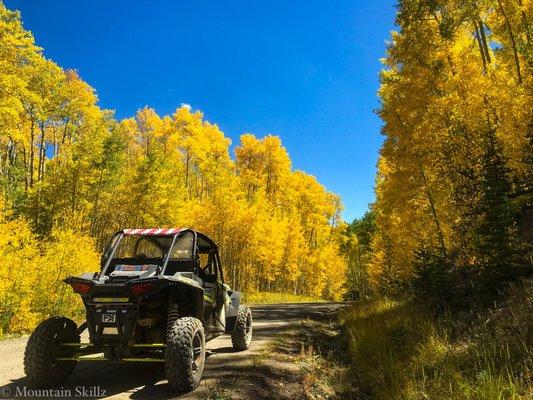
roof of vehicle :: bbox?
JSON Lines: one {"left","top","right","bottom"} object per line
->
{"left": 119, "top": 228, "right": 217, "bottom": 251}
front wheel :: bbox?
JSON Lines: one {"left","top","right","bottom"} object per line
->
{"left": 165, "top": 317, "right": 206, "bottom": 392}
{"left": 231, "top": 305, "right": 252, "bottom": 351}
{"left": 24, "top": 316, "right": 80, "bottom": 387}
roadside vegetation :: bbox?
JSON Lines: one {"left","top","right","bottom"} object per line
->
{"left": 341, "top": 282, "right": 531, "bottom": 400}
{"left": 244, "top": 292, "right": 325, "bottom": 304}
{"left": 340, "top": 1, "right": 532, "bottom": 399}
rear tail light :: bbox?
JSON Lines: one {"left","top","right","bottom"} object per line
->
{"left": 130, "top": 282, "right": 155, "bottom": 297}
{"left": 70, "top": 282, "right": 92, "bottom": 295}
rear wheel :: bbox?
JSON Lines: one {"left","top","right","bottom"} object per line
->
{"left": 165, "top": 317, "right": 206, "bottom": 392}
{"left": 24, "top": 316, "right": 80, "bottom": 387}
{"left": 231, "top": 305, "right": 252, "bottom": 351}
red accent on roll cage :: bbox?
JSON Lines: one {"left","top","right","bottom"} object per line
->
{"left": 122, "top": 228, "right": 184, "bottom": 236}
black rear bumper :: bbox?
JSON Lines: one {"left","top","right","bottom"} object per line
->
{"left": 86, "top": 303, "right": 139, "bottom": 345}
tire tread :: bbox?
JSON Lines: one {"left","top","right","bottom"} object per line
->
{"left": 231, "top": 305, "right": 252, "bottom": 351}
{"left": 165, "top": 316, "right": 205, "bottom": 392}
{"left": 24, "top": 316, "right": 79, "bottom": 387}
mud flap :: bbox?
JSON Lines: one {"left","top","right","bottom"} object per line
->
{"left": 224, "top": 290, "right": 241, "bottom": 333}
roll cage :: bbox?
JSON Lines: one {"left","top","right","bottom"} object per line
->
{"left": 101, "top": 228, "right": 225, "bottom": 283}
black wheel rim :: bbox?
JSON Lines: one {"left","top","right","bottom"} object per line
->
{"left": 191, "top": 330, "right": 205, "bottom": 375}
{"left": 51, "top": 327, "right": 72, "bottom": 367}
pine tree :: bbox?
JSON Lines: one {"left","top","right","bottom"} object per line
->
{"left": 476, "top": 129, "right": 517, "bottom": 266}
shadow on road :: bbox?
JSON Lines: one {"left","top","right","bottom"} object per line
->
{"left": 1, "top": 302, "right": 345, "bottom": 400}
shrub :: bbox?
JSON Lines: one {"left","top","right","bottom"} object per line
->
{"left": 0, "top": 219, "right": 99, "bottom": 335}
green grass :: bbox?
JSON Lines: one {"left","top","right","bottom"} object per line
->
{"left": 244, "top": 291, "right": 325, "bottom": 304}
{"left": 339, "top": 281, "right": 532, "bottom": 400}
{"left": 0, "top": 332, "right": 26, "bottom": 341}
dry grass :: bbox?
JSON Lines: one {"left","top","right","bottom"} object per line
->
{"left": 340, "top": 280, "right": 533, "bottom": 400}
{"left": 244, "top": 292, "right": 325, "bottom": 304}
{"left": 263, "top": 317, "right": 359, "bottom": 399}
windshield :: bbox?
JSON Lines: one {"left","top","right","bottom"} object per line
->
{"left": 113, "top": 232, "right": 194, "bottom": 259}
{"left": 113, "top": 235, "right": 172, "bottom": 259}
{"left": 104, "top": 231, "right": 195, "bottom": 274}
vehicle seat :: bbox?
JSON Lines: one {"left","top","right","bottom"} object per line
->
{"left": 164, "top": 259, "right": 197, "bottom": 275}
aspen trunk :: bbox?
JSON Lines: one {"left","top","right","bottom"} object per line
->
{"left": 497, "top": 0, "right": 523, "bottom": 84}
{"left": 474, "top": 22, "right": 488, "bottom": 74}
{"left": 416, "top": 155, "right": 447, "bottom": 258}
{"left": 29, "top": 119, "right": 35, "bottom": 188}
{"left": 517, "top": 0, "right": 531, "bottom": 45}
{"left": 37, "top": 123, "right": 45, "bottom": 182}
{"left": 478, "top": 21, "right": 491, "bottom": 64}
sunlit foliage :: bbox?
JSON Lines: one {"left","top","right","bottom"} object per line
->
{"left": 370, "top": 0, "right": 532, "bottom": 291}
{"left": 0, "top": 3, "right": 347, "bottom": 333}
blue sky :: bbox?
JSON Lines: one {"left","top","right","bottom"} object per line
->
{"left": 6, "top": 0, "right": 396, "bottom": 222}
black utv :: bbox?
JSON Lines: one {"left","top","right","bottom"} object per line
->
{"left": 24, "top": 228, "right": 253, "bottom": 392}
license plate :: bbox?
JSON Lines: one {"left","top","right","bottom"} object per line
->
{"left": 102, "top": 313, "right": 116, "bottom": 323}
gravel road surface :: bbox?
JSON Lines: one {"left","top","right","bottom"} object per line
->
{"left": 0, "top": 302, "right": 344, "bottom": 399}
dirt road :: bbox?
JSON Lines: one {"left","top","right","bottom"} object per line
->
{"left": 0, "top": 302, "right": 344, "bottom": 399}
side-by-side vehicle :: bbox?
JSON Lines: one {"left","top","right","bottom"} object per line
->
{"left": 24, "top": 228, "right": 253, "bottom": 392}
